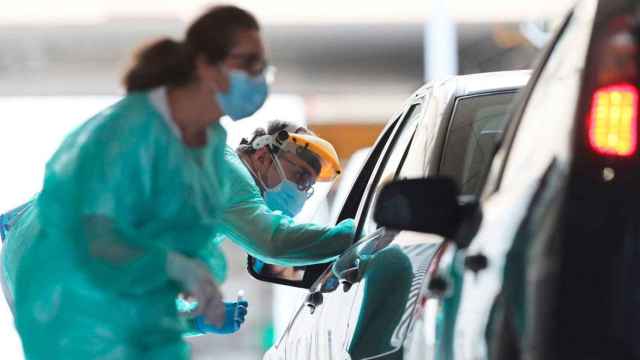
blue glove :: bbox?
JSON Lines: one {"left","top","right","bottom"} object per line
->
{"left": 0, "top": 212, "right": 9, "bottom": 243}
{"left": 195, "top": 300, "right": 248, "bottom": 334}
{"left": 0, "top": 201, "right": 34, "bottom": 242}
{"left": 253, "top": 259, "right": 265, "bottom": 273}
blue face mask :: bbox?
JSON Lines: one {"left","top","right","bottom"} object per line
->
{"left": 216, "top": 70, "right": 269, "bottom": 121}
{"left": 264, "top": 179, "right": 307, "bottom": 217}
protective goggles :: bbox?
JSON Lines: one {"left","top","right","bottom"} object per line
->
{"left": 270, "top": 152, "right": 316, "bottom": 197}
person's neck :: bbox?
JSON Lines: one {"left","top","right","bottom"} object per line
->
{"left": 167, "top": 82, "right": 223, "bottom": 148}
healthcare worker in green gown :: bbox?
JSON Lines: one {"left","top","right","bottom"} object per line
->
{"left": 1, "top": 119, "right": 351, "bottom": 334}
{"left": 5, "top": 5, "right": 355, "bottom": 359}
{"left": 185, "top": 119, "right": 348, "bottom": 334}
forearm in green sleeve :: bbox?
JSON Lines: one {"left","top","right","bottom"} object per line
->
{"left": 221, "top": 201, "right": 356, "bottom": 266}
{"left": 266, "top": 218, "right": 355, "bottom": 265}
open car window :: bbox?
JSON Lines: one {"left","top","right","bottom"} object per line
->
{"left": 359, "top": 102, "right": 424, "bottom": 237}
{"left": 336, "top": 113, "right": 404, "bottom": 223}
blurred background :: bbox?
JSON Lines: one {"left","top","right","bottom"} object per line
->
{"left": 0, "top": 0, "right": 574, "bottom": 358}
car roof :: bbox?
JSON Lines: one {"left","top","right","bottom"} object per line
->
{"left": 452, "top": 70, "right": 531, "bottom": 96}
{"left": 376, "top": 70, "right": 531, "bottom": 160}
{"left": 412, "top": 70, "right": 531, "bottom": 100}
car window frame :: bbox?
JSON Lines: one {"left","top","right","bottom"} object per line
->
{"left": 294, "top": 102, "right": 420, "bottom": 288}
{"left": 336, "top": 112, "right": 405, "bottom": 223}
{"left": 393, "top": 130, "right": 417, "bottom": 179}
{"left": 352, "top": 94, "right": 428, "bottom": 240}
{"left": 437, "top": 89, "right": 520, "bottom": 194}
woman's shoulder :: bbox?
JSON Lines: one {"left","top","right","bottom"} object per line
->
{"left": 94, "top": 92, "right": 159, "bottom": 131}
{"left": 46, "top": 93, "right": 162, "bottom": 171}
{"left": 89, "top": 93, "right": 168, "bottom": 144}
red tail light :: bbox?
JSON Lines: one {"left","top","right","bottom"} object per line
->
{"left": 588, "top": 83, "right": 638, "bottom": 157}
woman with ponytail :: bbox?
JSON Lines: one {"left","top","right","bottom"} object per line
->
{"left": 9, "top": 6, "right": 271, "bottom": 359}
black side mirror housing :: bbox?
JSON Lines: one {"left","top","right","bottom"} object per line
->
{"left": 374, "top": 177, "right": 479, "bottom": 244}
{"left": 246, "top": 256, "right": 328, "bottom": 289}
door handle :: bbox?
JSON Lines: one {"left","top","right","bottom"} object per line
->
{"left": 305, "top": 291, "right": 323, "bottom": 314}
{"left": 426, "top": 274, "right": 451, "bottom": 298}
{"left": 464, "top": 253, "right": 488, "bottom": 273}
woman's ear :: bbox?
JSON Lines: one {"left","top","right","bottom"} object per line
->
{"left": 195, "top": 55, "right": 229, "bottom": 92}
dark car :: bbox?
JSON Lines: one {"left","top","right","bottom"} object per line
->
{"left": 374, "top": 0, "right": 640, "bottom": 359}
{"left": 249, "top": 70, "right": 529, "bottom": 360}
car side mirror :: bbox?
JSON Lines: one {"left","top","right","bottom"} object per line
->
{"left": 247, "top": 256, "right": 326, "bottom": 289}
{"left": 373, "top": 177, "right": 479, "bottom": 247}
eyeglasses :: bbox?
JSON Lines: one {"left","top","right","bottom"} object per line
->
{"left": 279, "top": 155, "right": 316, "bottom": 197}
{"left": 227, "top": 52, "right": 276, "bottom": 82}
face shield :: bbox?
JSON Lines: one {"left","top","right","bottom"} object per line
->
{"left": 249, "top": 129, "right": 343, "bottom": 200}
{"left": 269, "top": 131, "right": 342, "bottom": 182}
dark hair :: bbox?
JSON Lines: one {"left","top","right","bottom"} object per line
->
{"left": 238, "top": 120, "right": 322, "bottom": 175}
{"left": 123, "top": 5, "right": 260, "bottom": 92}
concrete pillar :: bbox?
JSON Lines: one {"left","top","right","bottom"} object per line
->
{"left": 424, "top": 0, "right": 458, "bottom": 81}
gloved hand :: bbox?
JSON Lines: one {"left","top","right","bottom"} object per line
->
{"left": 0, "top": 212, "right": 10, "bottom": 242}
{"left": 195, "top": 300, "right": 249, "bottom": 334}
{"left": 166, "top": 252, "right": 225, "bottom": 327}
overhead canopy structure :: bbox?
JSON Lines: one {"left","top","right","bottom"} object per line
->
{"left": 2, "top": 0, "right": 576, "bottom": 25}
{"left": 0, "top": 0, "right": 572, "bottom": 158}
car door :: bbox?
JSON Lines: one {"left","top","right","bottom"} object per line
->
{"left": 265, "top": 93, "right": 426, "bottom": 360}
{"left": 334, "top": 98, "right": 437, "bottom": 360}
{"left": 262, "top": 117, "right": 398, "bottom": 360}
{"left": 301, "top": 81, "right": 522, "bottom": 360}
{"left": 263, "top": 120, "right": 396, "bottom": 360}
{"left": 337, "top": 92, "right": 441, "bottom": 360}
{"left": 450, "top": 3, "right": 595, "bottom": 359}
{"left": 312, "top": 98, "right": 427, "bottom": 360}
{"left": 386, "top": 89, "right": 520, "bottom": 360}
{"left": 342, "top": 229, "right": 441, "bottom": 360}
{"left": 292, "top": 82, "right": 522, "bottom": 360}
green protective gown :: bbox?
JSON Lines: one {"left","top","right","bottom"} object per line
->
{"left": 214, "top": 145, "right": 355, "bottom": 267}
{"left": 12, "top": 92, "right": 229, "bottom": 360}
{"left": 5, "top": 90, "right": 355, "bottom": 358}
